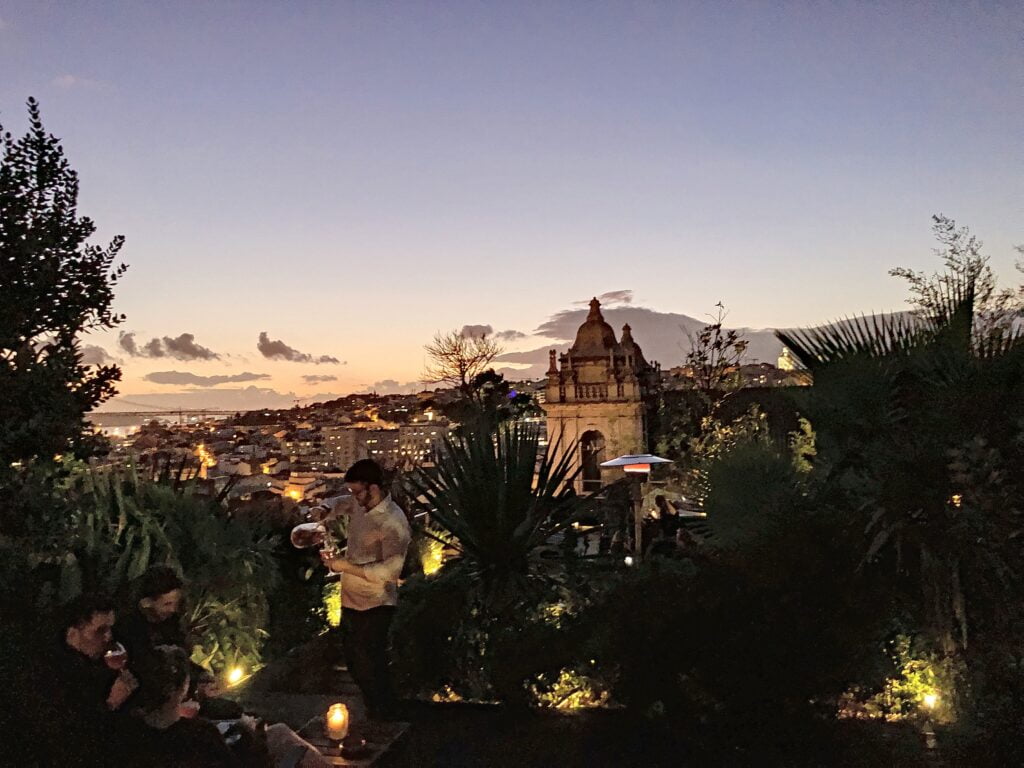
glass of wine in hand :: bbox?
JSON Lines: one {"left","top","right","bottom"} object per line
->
{"left": 104, "top": 642, "right": 128, "bottom": 671}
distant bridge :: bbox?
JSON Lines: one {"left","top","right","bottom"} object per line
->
{"left": 89, "top": 408, "right": 241, "bottom": 424}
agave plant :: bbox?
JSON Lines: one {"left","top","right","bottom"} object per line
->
{"left": 776, "top": 226, "right": 1024, "bottom": 656}
{"left": 404, "top": 422, "right": 595, "bottom": 607}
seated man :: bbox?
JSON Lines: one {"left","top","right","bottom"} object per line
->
{"left": 117, "top": 565, "right": 226, "bottom": 711}
{"left": 27, "top": 593, "right": 139, "bottom": 766}
{"left": 117, "top": 565, "right": 190, "bottom": 654}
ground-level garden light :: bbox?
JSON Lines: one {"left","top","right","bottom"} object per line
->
{"left": 227, "top": 665, "right": 246, "bottom": 686}
{"left": 600, "top": 454, "right": 673, "bottom": 563}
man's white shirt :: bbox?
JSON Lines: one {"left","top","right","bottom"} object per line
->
{"left": 322, "top": 494, "right": 411, "bottom": 611}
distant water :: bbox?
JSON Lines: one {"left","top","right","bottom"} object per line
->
{"left": 87, "top": 412, "right": 226, "bottom": 436}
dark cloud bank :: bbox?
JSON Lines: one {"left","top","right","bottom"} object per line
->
{"left": 119, "top": 332, "right": 220, "bottom": 360}
{"left": 143, "top": 371, "right": 270, "bottom": 387}
{"left": 258, "top": 332, "right": 341, "bottom": 364}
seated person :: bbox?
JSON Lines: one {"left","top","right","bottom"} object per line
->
{"left": 127, "top": 645, "right": 331, "bottom": 768}
{"left": 117, "top": 565, "right": 229, "bottom": 713}
{"left": 26, "top": 593, "right": 138, "bottom": 766}
{"left": 123, "top": 644, "right": 247, "bottom": 768}
{"left": 117, "top": 565, "right": 190, "bottom": 658}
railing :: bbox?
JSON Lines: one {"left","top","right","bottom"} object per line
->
{"left": 574, "top": 384, "right": 608, "bottom": 400}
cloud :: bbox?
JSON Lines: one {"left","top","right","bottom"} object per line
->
{"left": 494, "top": 329, "right": 527, "bottom": 341}
{"left": 499, "top": 303, "right": 786, "bottom": 378}
{"left": 494, "top": 366, "right": 539, "bottom": 381}
{"left": 81, "top": 345, "right": 117, "bottom": 366}
{"left": 460, "top": 324, "right": 493, "bottom": 339}
{"left": 143, "top": 371, "right": 270, "bottom": 387}
{"left": 118, "top": 332, "right": 139, "bottom": 356}
{"left": 573, "top": 290, "right": 634, "bottom": 307}
{"left": 142, "top": 337, "right": 165, "bottom": 357}
{"left": 258, "top": 332, "right": 341, "bottom": 364}
{"left": 302, "top": 374, "right": 338, "bottom": 384}
{"left": 118, "top": 331, "right": 220, "bottom": 360}
{"left": 52, "top": 74, "right": 102, "bottom": 90}
{"left": 101, "top": 386, "right": 300, "bottom": 413}
{"left": 370, "top": 379, "right": 422, "bottom": 394}
{"left": 459, "top": 325, "right": 526, "bottom": 342}
{"left": 163, "top": 333, "right": 219, "bottom": 360}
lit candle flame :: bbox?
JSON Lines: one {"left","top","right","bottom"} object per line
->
{"left": 325, "top": 703, "right": 349, "bottom": 740}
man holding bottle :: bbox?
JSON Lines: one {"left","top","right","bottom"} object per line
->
{"left": 313, "top": 459, "right": 411, "bottom": 721}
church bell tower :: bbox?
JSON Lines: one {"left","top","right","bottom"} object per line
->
{"left": 542, "top": 298, "right": 660, "bottom": 492}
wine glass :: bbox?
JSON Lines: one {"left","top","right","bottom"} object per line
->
{"left": 104, "top": 641, "right": 128, "bottom": 671}
{"left": 289, "top": 521, "right": 327, "bottom": 549}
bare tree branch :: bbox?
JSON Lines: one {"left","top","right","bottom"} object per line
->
{"left": 422, "top": 329, "right": 503, "bottom": 402}
{"left": 684, "top": 302, "right": 748, "bottom": 395}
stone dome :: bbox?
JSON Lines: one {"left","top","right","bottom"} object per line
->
{"left": 570, "top": 298, "right": 620, "bottom": 358}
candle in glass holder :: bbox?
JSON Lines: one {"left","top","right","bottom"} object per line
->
{"left": 325, "top": 703, "right": 349, "bottom": 741}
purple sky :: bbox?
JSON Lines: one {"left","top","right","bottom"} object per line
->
{"left": 1, "top": 2, "right": 1019, "bottom": 409}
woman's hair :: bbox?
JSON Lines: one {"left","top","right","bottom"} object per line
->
{"left": 133, "top": 645, "right": 191, "bottom": 710}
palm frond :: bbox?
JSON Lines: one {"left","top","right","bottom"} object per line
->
{"left": 776, "top": 312, "right": 931, "bottom": 370}
{"left": 404, "top": 422, "right": 594, "bottom": 590}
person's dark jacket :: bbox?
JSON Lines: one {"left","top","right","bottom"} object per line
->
{"left": 119, "top": 716, "right": 243, "bottom": 768}
{"left": 116, "top": 609, "right": 189, "bottom": 657}
{"left": 116, "top": 609, "right": 213, "bottom": 695}
{"left": 24, "top": 644, "right": 122, "bottom": 767}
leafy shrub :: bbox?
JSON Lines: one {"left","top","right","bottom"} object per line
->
{"left": 39, "top": 468, "right": 280, "bottom": 675}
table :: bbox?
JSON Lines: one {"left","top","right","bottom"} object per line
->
{"left": 298, "top": 716, "right": 410, "bottom": 766}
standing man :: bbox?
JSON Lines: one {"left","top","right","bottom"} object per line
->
{"left": 318, "top": 459, "right": 411, "bottom": 721}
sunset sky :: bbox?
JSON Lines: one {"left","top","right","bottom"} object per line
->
{"left": 1, "top": 2, "right": 1019, "bottom": 410}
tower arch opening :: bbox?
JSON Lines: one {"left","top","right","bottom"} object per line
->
{"left": 580, "top": 430, "right": 606, "bottom": 493}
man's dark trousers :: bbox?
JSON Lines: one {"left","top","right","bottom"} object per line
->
{"left": 341, "top": 605, "right": 396, "bottom": 719}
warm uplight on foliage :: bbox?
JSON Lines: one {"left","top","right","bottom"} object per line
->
{"left": 421, "top": 538, "right": 444, "bottom": 576}
{"left": 430, "top": 685, "right": 464, "bottom": 703}
{"left": 542, "top": 602, "right": 568, "bottom": 626}
{"left": 837, "top": 636, "right": 954, "bottom": 723}
{"left": 323, "top": 581, "right": 341, "bottom": 628}
{"left": 531, "top": 668, "right": 610, "bottom": 710}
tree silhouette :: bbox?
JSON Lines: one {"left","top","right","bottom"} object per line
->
{"left": 422, "top": 328, "right": 502, "bottom": 403}
{"left": 0, "top": 98, "right": 127, "bottom": 473}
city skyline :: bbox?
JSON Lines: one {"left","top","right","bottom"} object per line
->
{"left": 1, "top": 2, "right": 1019, "bottom": 410}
